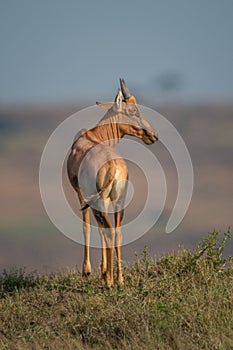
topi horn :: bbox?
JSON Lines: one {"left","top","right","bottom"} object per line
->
{"left": 114, "top": 88, "right": 123, "bottom": 109}
{"left": 120, "top": 78, "right": 131, "bottom": 99}
{"left": 115, "top": 88, "right": 123, "bottom": 103}
{"left": 120, "top": 78, "right": 137, "bottom": 104}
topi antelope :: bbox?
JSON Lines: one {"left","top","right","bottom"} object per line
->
{"left": 67, "top": 79, "right": 159, "bottom": 287}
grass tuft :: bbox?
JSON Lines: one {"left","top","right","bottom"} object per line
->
{"left": 0, "top": 268, "right": 39, "bottom": 298}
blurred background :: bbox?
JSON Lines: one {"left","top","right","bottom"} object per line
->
{"left": 0, "top": 0, "right": 232, "bottom": 273}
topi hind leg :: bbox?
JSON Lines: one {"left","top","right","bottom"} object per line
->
{"left": 115, "top": 210, "right": 124, "bottom": 285}
{"left": 100, "top": 231, "right": 107, "bottom": 280}
{"left": 92, "top": 208, "right": 115, "bottom": 288}
{"left": 82, "top": 208, "right": 92, "bottom": 276}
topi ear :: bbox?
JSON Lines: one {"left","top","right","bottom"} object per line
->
{"left": 114, "top": 88, "right": 123, "bottom": 110}
{"left": 96, "top": 101, "right": 113, "bottom": 110}
{"left": 125, "top": 95, "right": 137, "bottom": 104}
{"left": 120, "top": 78, "right": 137, "bottom": 104}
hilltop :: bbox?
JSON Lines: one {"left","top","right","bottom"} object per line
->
{"left": 0, "top": 230, "right": 232, "bottom": 350}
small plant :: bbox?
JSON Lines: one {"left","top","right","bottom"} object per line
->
{"left": 135, "top": 245, "right": 153, "bottom": 273}
{"left": 193, "top": 227, "right": 232, "bottom": 273}
{"left": 0, "top": 268, "right": 38, "bottom": 297}
{"left": 195, "top": 228, "right": 231, "bottom": 266}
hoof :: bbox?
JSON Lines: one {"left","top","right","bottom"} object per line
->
{"left": 106, "top": 278, "right": 114, "bottom": 289}
{"left": 82, "top": 271, "right": 91, "bottom": 277}
{"left": 101, "top": 271, "right": 107, "bottom": 278}
{"left": 82, "top": 263, "right": 91, "bottom": 277}
{"left": 117, "top": 273, "right": 124, "bottom": 286}
{"left": 118, "top": 278, "right": 124, "bottom": 286}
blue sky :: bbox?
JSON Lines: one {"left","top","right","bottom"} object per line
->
{"left": 0, "top": 0, "right": 233, "bottom": 103}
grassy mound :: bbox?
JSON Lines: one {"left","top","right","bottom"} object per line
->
{"left": 0, "top": 230, "right": 232, "bottom": 350}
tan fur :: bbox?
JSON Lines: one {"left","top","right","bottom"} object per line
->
{"left": 67, "top": 81, "right": 158, "bottom": 287}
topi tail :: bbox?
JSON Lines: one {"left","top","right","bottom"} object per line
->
{"left": 81, "top": 160, "right": 117, "bottom": 210}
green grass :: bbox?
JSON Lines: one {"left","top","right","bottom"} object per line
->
{"left": 0, "top": 230, "right": 233, "bottom": 350}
